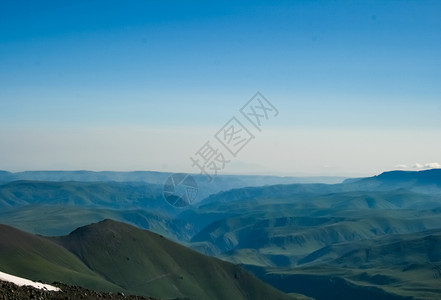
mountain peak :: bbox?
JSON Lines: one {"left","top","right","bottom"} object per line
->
{"left": 55, "top": 220, "right": 297, "bottom": 300}
{"left": 376, "top": 168, "right": 441, "bottom": 181}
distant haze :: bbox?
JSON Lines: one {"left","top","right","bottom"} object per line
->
{"left": 1, "top": 1, "right": 440, "bottom": 176}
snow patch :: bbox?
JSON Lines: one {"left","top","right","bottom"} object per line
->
{"left": 0, "top": 271, "right": 60, "bottom": 291}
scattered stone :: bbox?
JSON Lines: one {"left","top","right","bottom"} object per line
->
{"left": 0, "top": 280, "right": 160, "bottom": 300}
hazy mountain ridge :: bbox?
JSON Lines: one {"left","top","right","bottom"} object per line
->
{"left": 0, "top": 170, "right": 345, "bottom": 204}
{"left": 0, "top": 180, "right": 164, "bottom": 210}
{"left": 346, "top": 169, "right": 441, "bottom": 194}
{"left": 0, "top": 170, "right": 345, "bottom": 185}
{"left": 183, "top": 170, "right": 441, "bottom": 299}
{"left": 1, "top": 169, "right": 441, "bottom": 299}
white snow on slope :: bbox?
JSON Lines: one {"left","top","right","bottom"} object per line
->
{"left": 0, "top": 271, "right": 60, "bottom": 291}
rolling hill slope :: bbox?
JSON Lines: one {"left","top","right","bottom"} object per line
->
{"left": 55, "top": 219, "right": 299, "bottom": 300}
{"left": 1, "top": 169, "right": 441, "bottom": 299}
{"left": 0, "top": 223, "right": 120, "bottom": 292}
{"left": 251, "top": 229, "right": 441, "bottom": 300}
{"left": 0, "top": 220, "right": 299, "bottom": 300}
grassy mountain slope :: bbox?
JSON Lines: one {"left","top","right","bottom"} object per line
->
{"left": 1, "top": 170, "right": 440, "bottom": 239}
{"left": 2, "top": 169, "right": 441, "bottom": 299}
{"left": 180, "top": 172, "right": 441, "bottom": 299}
{"left": 253, "top": 229, "right": 441, "bottom": 300}
{"left": 54, "top": 219, "right": 296, "bottom": 300}
{"left": 0, "top": 220, "right": 298, "bottom": 300}
{"left": 0, "top": 224, "right": 120, "bottom": 292}
{"left": 188, "top": 189, "right": 441, "bottom": 263}
{"left": 205, "top": 209, "right": 441, "bottom": 266}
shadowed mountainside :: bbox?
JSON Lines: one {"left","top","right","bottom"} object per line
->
{"left": 0, "top": 220, "right": 299, "bottom": 300}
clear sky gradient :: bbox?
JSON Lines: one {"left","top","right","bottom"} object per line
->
{"left": 0, "top": 1, "right": 440, "bottom": 176}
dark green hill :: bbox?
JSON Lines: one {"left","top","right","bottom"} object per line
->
{"left": 54, "top": 219, "right": 296, "bottom": 300}
{"left": 0, "top": 224, "right": 120, "bottom": 292}
{"left": 0, "top": 220, "right": 298, "bottom": 300}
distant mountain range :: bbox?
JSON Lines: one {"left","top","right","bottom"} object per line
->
{"left": 0, "top": 170, "right": 346, "bottom": 184}
{"left": 0, "top": 170, "right": 345, "bottom": 203}
{"left": 1, "top": 169, "right": 441, "bottom": 299}
{"left": 346, "top": 169, "right": 441, "bottom": 194}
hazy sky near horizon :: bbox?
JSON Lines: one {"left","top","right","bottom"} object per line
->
{"left": 1, "top": 1, "right": 440, "bottom": 176}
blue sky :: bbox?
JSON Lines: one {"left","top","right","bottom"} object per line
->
{"left": 0, "top": 0, "right": 440, "bottom": 176}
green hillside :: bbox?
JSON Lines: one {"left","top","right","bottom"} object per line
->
{"left": 0, "top": 220, "right": 298, "bottom": 300}
{"left": 252, "top": 229, "right": 441, "bottom": 300}
{"left": 54, "top": 219, "right": 296, "bottom": 300}
{"left": 0, "top": 224, "right": 120, "bottom": 292}
{"left": 2, "top": 169, "right": 441, "bottom": 299}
